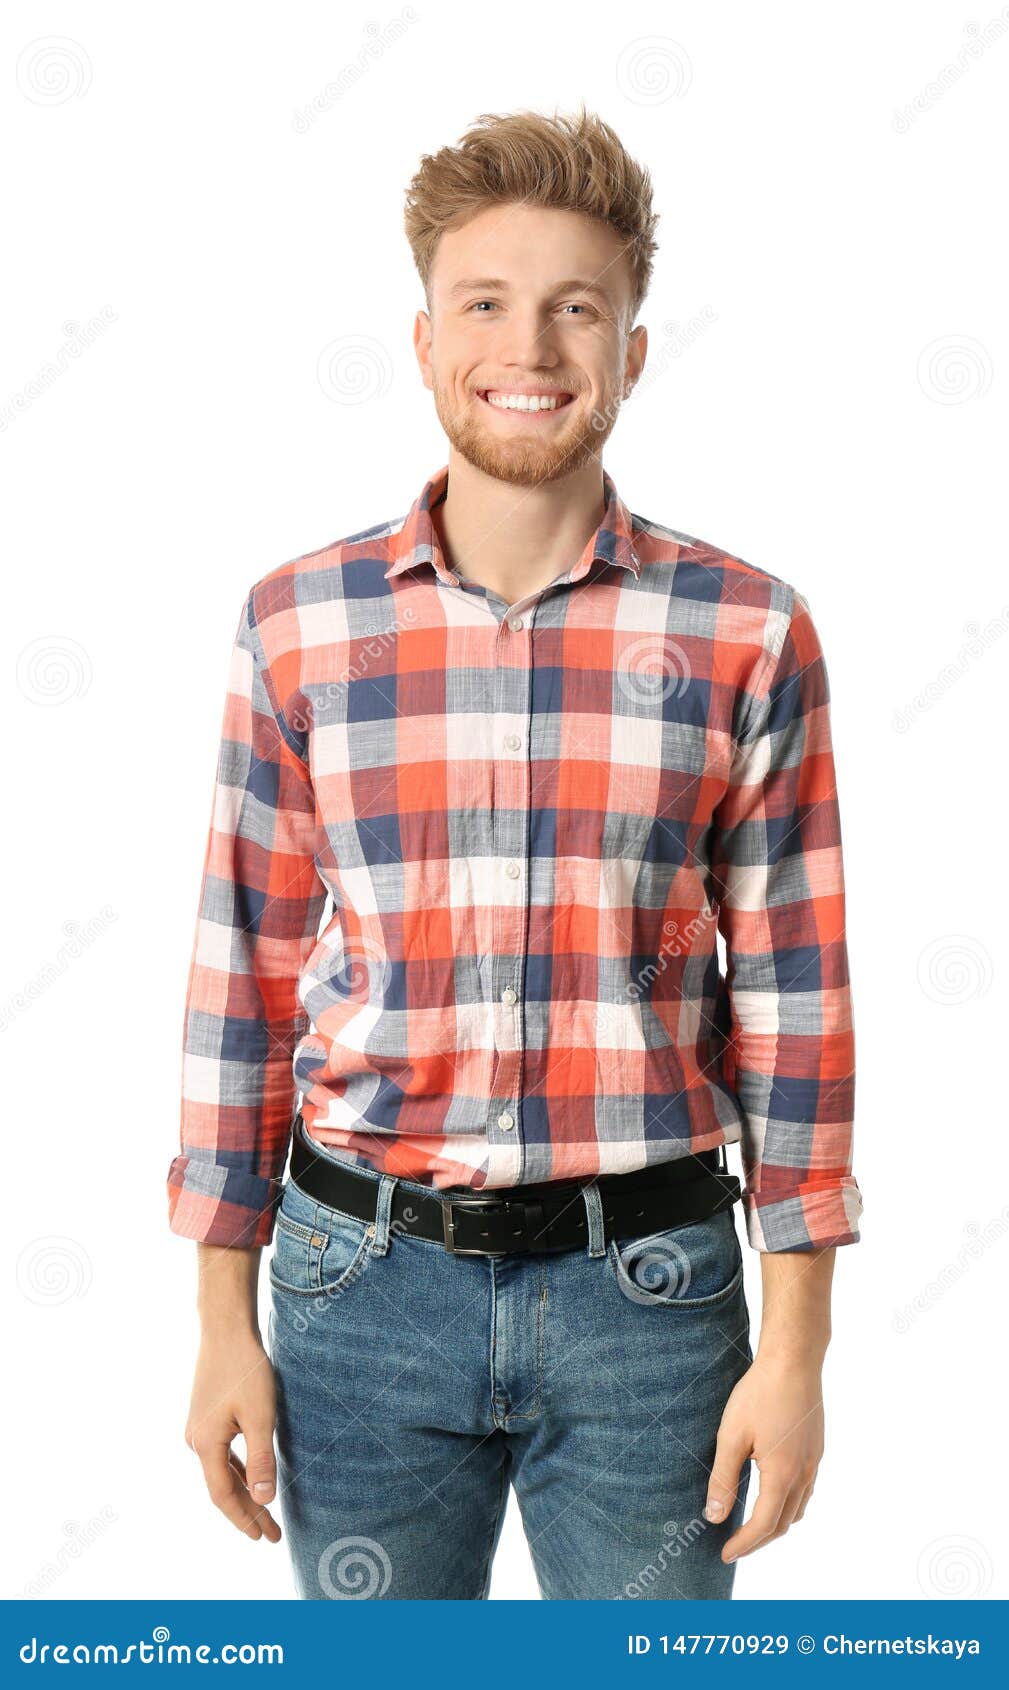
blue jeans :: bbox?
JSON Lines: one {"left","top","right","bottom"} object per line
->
{"left": 267, "top": 1147, "right": 753, "bottom": 1600}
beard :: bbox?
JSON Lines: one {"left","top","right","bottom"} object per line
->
{"left": 431, "top": 376, "right": 624, "bottom": 488}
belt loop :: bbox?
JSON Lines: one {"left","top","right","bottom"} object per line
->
{"left": 371, "top": 1175, "right": 397, "bottom": 1255}
{"left": 582, "top": 1179, "right": 606, "bottom": 1258}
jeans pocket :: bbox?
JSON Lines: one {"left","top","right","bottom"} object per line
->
{"left": 607, "top": 1207, "right": 744, "bottom": 1309}
{"left": 268, "top": 1181, "right": 374, "bottom": 1298}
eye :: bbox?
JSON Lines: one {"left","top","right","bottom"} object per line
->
{"left": 560, "top": 303, "right": 592, "bottom": 315}
{"left": 468, "top": 300, "right": 499, "bottom": 312}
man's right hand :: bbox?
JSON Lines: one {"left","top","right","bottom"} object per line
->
{"left": 186, "top": 1242, "right": 282, "bottom": 1542}
{"left": 185, "top": 1329, "right": 281, "bottom": 1541}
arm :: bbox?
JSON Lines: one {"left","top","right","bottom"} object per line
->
{"left": 168, "top": 589, "right": 328, "bottom": 1250}
{"left": 704, "top": 589, "right": 860, "bottom": 1560}
{"left": 709, "top": 587, "right": 859, "bottom": 1250}
{"left": 169, "top": 589, "right": 328, "bottom": 1538}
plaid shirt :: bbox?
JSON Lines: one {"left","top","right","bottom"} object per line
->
{"left": 167, "top": 464, "right": 861, "bottom": 1254}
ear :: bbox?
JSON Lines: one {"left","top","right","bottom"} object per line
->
{"left": 413, "top": 309, "right": 434, "bottom": 392}
{"left": 624, "top": 322, "right": 648, "bottom": 397}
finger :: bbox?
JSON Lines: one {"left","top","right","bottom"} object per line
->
{"left": 241, "top": 1419, "right": 278, "bottom": 1505}
{"left": 229, "top": 1451, "right": 283, "bottom": 1543}
{"left": 704, "top": 1429, "right": 751, "bottom": 1525}
{"left": 766, "top": 1482, "right": 806, "bottom": 1541}
{"left": 198, "top": 1439, "right": 267, "bottom": 1539}
{"left": 792, "top": 1483, "right": 814, "bottom": 1523}
{"left": 722, "top": 1476, "right": 788, "bottom": 1562}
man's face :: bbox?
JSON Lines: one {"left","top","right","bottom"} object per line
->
{"left": 414, "top": 203, "right": 647, "bottom": 487}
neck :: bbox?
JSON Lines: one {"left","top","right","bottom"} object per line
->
{"left": 432, "top": 449, "right": 607, "bottom": 606}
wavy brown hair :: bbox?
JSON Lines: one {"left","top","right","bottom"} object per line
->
{"left": 404, "top": 104, "right": 659, "bottom": 327}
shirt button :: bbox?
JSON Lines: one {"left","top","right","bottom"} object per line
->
{"left": 501, "top": 987, "right": 517, "bottom": 1005}
{"left": 504, "top": 861, "right": 521, "bottom": 879}
{"left": 504, "top": 733, "right": 521, "bottom": 751}
{"left": 509, "top": 617, "right": 523, "bottom": 632}
{"left": 497, "top": 1112, "right": 515, "bottom": 1131}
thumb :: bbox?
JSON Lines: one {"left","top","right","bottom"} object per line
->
{"left": 704, "top": 1424, "right": 750, "bottom": 1524}
{"left": 242, "top": 1422, "right": 277, "bottom": 1504}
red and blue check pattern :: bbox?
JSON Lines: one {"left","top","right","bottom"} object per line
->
{"left": 167, "top": 464, "right": 861, "bottom": 1253}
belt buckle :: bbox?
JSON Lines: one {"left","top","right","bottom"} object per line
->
{"left": 441, "top": 1197, "right": 510, "bottom": 1256}
{"left": 441, "top": 1196, "right": 551, "bottom": 1255}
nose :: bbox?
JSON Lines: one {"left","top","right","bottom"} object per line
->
{"left": 494, "top": 306, "right": 562, "bottom": 371}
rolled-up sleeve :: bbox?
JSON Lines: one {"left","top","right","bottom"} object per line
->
{"left": 167, "top": 590, "right": 328, "bottom": 1247}
{"left": 711, "top": 590, "right": 862, "bottom": 1253}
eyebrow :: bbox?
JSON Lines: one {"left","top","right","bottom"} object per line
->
{"left": 446, "top": 274, "right": 615, "bottom": 306}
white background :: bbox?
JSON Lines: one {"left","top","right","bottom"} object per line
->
{"left": 2, "top": 0, "right": 1006, "bottom": 1602}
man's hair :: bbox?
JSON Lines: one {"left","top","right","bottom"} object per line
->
{"left": 404, "top": 104, "right": 659, "bottom": 327}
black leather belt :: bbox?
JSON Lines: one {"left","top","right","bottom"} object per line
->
{"left": 288, "top": 1113, "right": 741, "bottom": 1257}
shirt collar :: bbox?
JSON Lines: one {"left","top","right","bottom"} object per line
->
{"left": 383, "top": 464, "right": 641, "bottom": 586}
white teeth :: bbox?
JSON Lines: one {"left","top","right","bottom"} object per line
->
{"left": 484, "top": 391, "right": 569, "bottom": 412}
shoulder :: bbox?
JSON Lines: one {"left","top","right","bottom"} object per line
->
{"left": 241, "top": 507, "right": 410, "bottom": 631}
{"left": 632, "top": 511, "right": 799, "bottom": 612}
{"left": 631, "top": 510, "right": 813, "bottom": 671}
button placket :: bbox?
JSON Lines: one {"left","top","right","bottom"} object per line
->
{"left": 489, "top": 610, "right": 533, "bottom": 1166}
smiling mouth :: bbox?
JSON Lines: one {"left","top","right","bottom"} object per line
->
{"left": 476, "top": 388, "right": 576, "bottom": 414}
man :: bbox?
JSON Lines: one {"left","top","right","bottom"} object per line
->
{"left": 168, "top": 106, "right": 862, "bottom": 1601}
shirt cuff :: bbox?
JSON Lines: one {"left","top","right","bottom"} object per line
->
{"left": 742, "top": 1174, "right": 863, "bottom": 1253}
{"left": 167, "top": 1154, "right": 281, "bottom": 1248}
